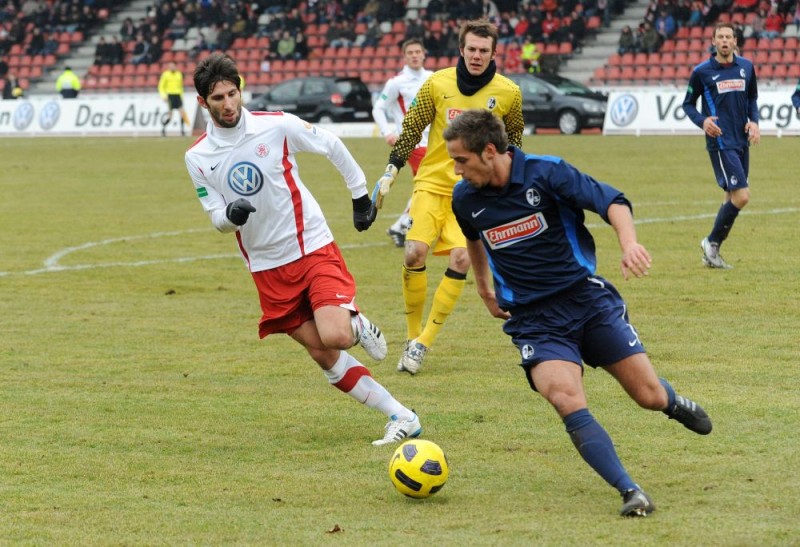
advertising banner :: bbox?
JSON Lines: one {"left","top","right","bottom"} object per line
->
{"left": 0, "top": 94, "right": 198, "bottom": 136}
{"left": 604, "top": 87, "right": 800, "bottom": 136}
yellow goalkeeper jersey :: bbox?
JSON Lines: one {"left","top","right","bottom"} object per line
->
{"left": 158, "top": 69, "right": 184, "bottom": 99}
{"left": 390, "top": 66, "right": 524, "bottom": 196}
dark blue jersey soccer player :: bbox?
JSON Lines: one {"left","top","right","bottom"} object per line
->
{"left": 446, "top": 109, "right": 713, "bottom": 518}
{"left": 682, "top": 22, "right": 760, "bottom": 269}
{"left": 792, "top": 79, "right": 800, "bottom": 115}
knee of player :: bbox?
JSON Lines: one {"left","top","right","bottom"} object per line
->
{"left": 731, "top": 189, "right": 750, "bottom": 209}
{"left": 403, "top": 245, "right": 427, "bottom": 268}
{"left": 449, "top": 248, "right": 471, "bottom": 272}
{"left": 632, "top": 381, "right": 668, "bottom": 411}
{"left": 319, "top": 327, "right": 354, "bottom": 351}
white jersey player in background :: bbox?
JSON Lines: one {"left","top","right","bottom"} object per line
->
{"left": 184, "top": 53, "right": 422, "bottom": 446}
{"left": 372, "top": 38, "right": 432, "bottom": 248}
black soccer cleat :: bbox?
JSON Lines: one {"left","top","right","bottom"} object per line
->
{"left": 668, "top": 395, "right": 712, "bottom": 435}
{"left": 620, "top": 489, "right": 656, "bottom": 517}
{"left": 387, "top": 227, "right": 406, "bottom": 248}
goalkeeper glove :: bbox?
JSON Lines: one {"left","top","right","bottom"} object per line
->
{"left": 370, "top": 164, "right": 399, "bottom": 210}
{"left": 352, "top": 195, "right": 377, "bottom": 232}
{"left": 226, "top": 198, "right": 256, "bottom": 226}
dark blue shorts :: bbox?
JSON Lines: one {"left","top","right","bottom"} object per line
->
{"left": 708, "top": 148, "right": 749, "bottom": 192}
{"left": 503, "top": 276, "right": 646, "bottom": 391}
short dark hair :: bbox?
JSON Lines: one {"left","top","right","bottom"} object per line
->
{"left": 443, "top": 109, "right": 508, "bottom": 155}
{"left": 193, "top": 52, "right": 240, "bottom": 99}
{"left": 458, "top": 19, "right": 498, "bottom": 52}
{"left": 401, "top": 38, "right": 424, "bottom": 53}
{"left": 713, "top": 22, "right": 735, "bottom": 38}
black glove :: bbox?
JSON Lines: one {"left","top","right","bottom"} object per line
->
{"left": 226, "top": 198, "right": 256, "bottom": 226}
{"left": 352, "top": 195, "right": 377, "bottom": 232}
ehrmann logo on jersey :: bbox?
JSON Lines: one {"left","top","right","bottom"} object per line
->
{"left": 484, "top": 213, "right": 548, "bottom": 250}
{"left": 228, "top": 162, "right": 264, "bottom": 196}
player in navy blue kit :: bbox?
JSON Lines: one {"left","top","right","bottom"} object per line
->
{"left": 792, "top": 79, "right": 800, "bottom": 116}
{"left": 446, "top": 109, "right": 713, "bottom": 517}
{"left": 682, "top": 22, "right": 760, "bottom": 269}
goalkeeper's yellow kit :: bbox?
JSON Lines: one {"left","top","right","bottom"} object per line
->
{"left": 389, "top": 66, "right": 524, "bottom": 197}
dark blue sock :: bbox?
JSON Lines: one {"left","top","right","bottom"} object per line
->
{"left": 659, "top": 378, "right": 677, "bottom": 414}
{"left": 564, "top": 408, "right": 637, "bottom": 494}
{"left": 709, "top": 201, "right": 740, "bottom": 245}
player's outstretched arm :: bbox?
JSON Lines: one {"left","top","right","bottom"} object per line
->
{"left": 608, "top": 203, "right": 651, "bottom": 280}
{"left": 467, "top": 239, "right": 511, "bottom": 319}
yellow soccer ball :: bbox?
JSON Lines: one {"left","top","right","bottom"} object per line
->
{"left": 388, "top": 439, "right": 449, "bottom": 499}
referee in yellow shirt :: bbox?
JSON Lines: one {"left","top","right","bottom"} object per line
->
{"left": 158, "top": 62, "right": 189, "bottom": 136}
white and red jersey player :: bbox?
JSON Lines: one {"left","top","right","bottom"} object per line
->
{"left": 372, "top": 63, "right": 433, "bottom": 152}
{"left": 184, "top": 54, "right": 420, "bottom": 447}
{"left": 185, "top": 108, "right": 369, "bottom": 271}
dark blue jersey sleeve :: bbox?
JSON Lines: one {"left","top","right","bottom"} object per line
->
{"left": 792, "top": 79, "right": 800, "bottom": 109}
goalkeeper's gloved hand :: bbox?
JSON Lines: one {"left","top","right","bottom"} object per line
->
{"left": 352, "top": 195, "right": 377, "bottom": 232}
{"left": 370, "top": 164, "right": 399, "bottom": 210}
{"left": 226, "top": 198, "right": 257, "bottom": 226}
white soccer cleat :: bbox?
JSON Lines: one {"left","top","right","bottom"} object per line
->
{"left": 372, "top": 413, "right": 422, "bottom": 446}
{"left": 397, "top": 339, "right": 428, "bottom": 375}
{"left": 700, "top": 237, "right": 732, "bottom": 269}
{"left": 352, "top": 313, "right": 387, "bottom": 361}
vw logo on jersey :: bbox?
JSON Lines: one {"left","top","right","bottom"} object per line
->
{"left": 609, "top": 94, "right": 638, "bottom": 127}
{"left": 487, "top": 97, "right": 496, "bottom": 110}
{"left": 228, "top": 161, "right": 263, "bottom": 196}
{"left": 521, "top": 344, "right": 535, "bottom": 361}
{"left": 39, "top": 102, "right": 61, "bottom": 130}
{"left": 13, "top": 102, "right": 34, "bottom": 131}
{"left": 526, "top": 188, "right": 541, "bottom": 207}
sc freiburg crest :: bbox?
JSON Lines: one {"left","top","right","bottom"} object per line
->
{"left": 228, "top": 161, "right": 263, "bottom": 196}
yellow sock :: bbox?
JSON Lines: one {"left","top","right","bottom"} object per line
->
{"left": 402, "top": 265, "right": 427, "bottom": 340}
{"left": 417, "top": 272, "right": 465, "bottom": 348}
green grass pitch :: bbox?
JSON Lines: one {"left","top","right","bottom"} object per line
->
{"left": 0, "top": 134, "right": 798, "bottom": 544}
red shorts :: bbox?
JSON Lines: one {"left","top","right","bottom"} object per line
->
{"left": 252, "top": 242, "right": 359, "bottom": 338}
{"left": 409, "top": 146, "right": 426, "bottom": 175}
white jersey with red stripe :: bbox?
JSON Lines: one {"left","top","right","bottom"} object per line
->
{"left": 372, "top": 65, "right": 432, "bottom": 147}
{"left": 185, "top": 108, "right": 368, "bottom": 272}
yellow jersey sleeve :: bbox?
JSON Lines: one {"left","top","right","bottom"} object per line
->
{"left": 389, "top": 67, "right": 524, "bottom": 196}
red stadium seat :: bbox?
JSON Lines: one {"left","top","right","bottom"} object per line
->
{"left": 772, "top": 64, "right": 788, "bottom": 81}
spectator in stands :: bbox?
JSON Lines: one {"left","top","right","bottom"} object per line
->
{"left": 480, "top": 0, "right": 500, "bottom": 19}
{"left": 217, "top": 21, "right": 234, "bottom": 51}
{"left": 26, "top": 26, "right": 45, "bottom": 55}
{"left": 794, "top": 2, "right": 800, "bottom": 34}
{"left": 327, "top": 20, "right": 356, "bottom": 48}
{"left": 426, "top": 0, "right": 445, "bottom": 20}
{"left": 541, "top": 11, "right": 562, "bottom": 43}
{"left": 422, "top": 28, "right": 442, "bottom": 57}
{"left": 362, "top": 19, "right": 383, "bottom": 47}
{"left": 131, "top": 32, "right": 150, "bottom": 64}
{"left": 688, "top": 0, "right": 705, "bottom": 27}
{"left": 618, "top": 24, "right": 636, "bottom": 54}
{"left": 93, "top": 35, "right": 109, "bottom": 65}
{"left": 732, "top": 0, "right": 758, "bottom": 14}
{"left": 504, "top": 40, "right": 522, "bottom": 72}
{"left": 763, "top": 6, "right": 786, "bottom": 39}
{"left": 55, "top": 66, "right": 81, "bottom": 98}
{"left": 733, "top": 21, "right": 746, "bottom": 52}
{"left": 120, "top": 17, "right": 136, "bottom": 41}
{"left": 41, "top": 31, "right": 59, "bottom": 55}
{"left": 440, "top": 21, "right": 460, "bottom": 57}
{"left": 655, "top": 8, "right": 677, "bottom": 41}
{"left": 496, "top": 14, "right": 516, "bottom": 45}
{"left": 404, "top": 17, "right": 426, "bottom": 42}
{"left": 361, "top": 0, "right": 380, "bottom": 22}
{"left": 167, "top": 9, "right": 190, "bottom": 40}
{"left": 673, "top": 0, "right": 691, "bottom": 27}
{"left": 597, "top": 0, "right": 612, "bottom": 27}
{"left": 2, "top": 71, "right": 22, "bottom": 100}
{"left": 750, "top": 8, "right": 766, "bottom": 39}
{"left": 641, "top": 21, "right": 661, "bottom": 53}
{"left": 276, "top": 30, "right": 296, "bottom": 60}
{"left": 567, "top": 9, "right": 587, "bottom": 52}
{"left": 146, "top": 34, "right": 163, "bottom": 64}
{"left": 520, "top": 37, "right": 541, "bottom": 72}
{"left": 189, "top": 31, "right": 208, "bottom": 59}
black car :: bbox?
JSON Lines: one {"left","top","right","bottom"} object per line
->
{"left": 245, "top": 76, "right": 373, "bottom": 123}
{"left": 506, "top": 73, "right": 607, "bottom": 135}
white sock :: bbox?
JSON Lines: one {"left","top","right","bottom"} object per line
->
{"left": 324, "top": 351, "right": 410, "bottom": 418}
